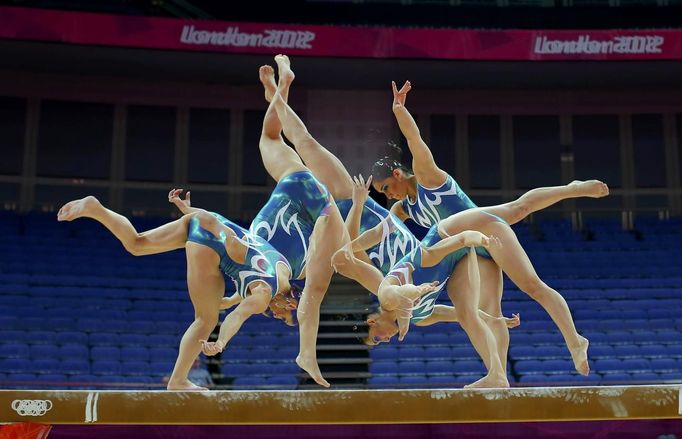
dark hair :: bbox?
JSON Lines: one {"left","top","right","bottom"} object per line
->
{"left": 371, "top": 141, "right": 412, "bottom": 180}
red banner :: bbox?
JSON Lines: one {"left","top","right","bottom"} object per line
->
{"left": 1, "top": 6, "right": 681, "bottom": 61}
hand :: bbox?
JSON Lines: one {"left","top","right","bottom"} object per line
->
{"left": 351, "top": 174, "right": 372, "bottom": 206}
{"left": 391, "top": 80, "right": 412, "bottom": 110}
{"left": 199, "top": 339, "right": 224, "bottom": 356}
{"left": 168, "top": 188, "right": 191, "bottom": 213}
{"left": 415, "top": 280, "right": 440, "bottom": 298}
{"left": 219, "top": 294, "right": 240, "bottom": 310}
{"left": 505, "top": 313, "right": 521, "bottom": 329}
{"left": 461, "top": 231, "right": 501, "bottom": 249}
{"left": 331, "top": 242, "right": 356, "bottom": 272}
{"left": 396, "top": 307, "right": 413, "bottom": 342}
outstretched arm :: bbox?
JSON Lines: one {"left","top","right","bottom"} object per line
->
{"left": 420, "top": 231, "right": 500, "bottom": 268}
{"left": 391, "top": 81, "right": 446, "bottom": 186}
{"left": 200, "top": 287, "right": 271, "bottom": 356}
{"left": 219, "top": 293, "right": 242, "bottom": 310}
{"left": 416, "top": 305, "right": 521, "bottom": 328}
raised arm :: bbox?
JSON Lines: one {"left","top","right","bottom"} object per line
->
{"left": 391, "top": 81, "right": 447, "bottom": 186}
{"left": 200, "top": 286, "right": 271, "bottom": 356}
{"left": 344, "top": 175, "right": 372, "bottom": 241}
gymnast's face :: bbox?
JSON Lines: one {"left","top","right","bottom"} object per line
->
{"left": 269, "top": 294, "right": 297, "bottom": 326}
{"left": 373, "top": 169, "right": 409, "bottom": 200}
{"left": 365, "top": 312, "right": 399, "bottom": 345}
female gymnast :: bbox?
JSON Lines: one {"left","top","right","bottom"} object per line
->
{"left": 57, "top": 197, "right": 293, "bottom": 391}
{"left": 359, "top": 81, "right": 607, "bottom": 376}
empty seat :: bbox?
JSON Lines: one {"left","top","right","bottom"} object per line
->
{"left": 370, "top": 361, "right": 398, "bottom": 375}
{"left": 91, "top": 361, "right": 122, "bottom": 376}
{"left": 0, "top": 343, "right": 29, "bottom": 359}
{"left": 91, "top": 346, "right": 121, "bottom": 362}
{"left": 398, "top": 361, "right": 425, "bottom": 375}
{"left": 121, "top": 361, "right": 151, "bottom": 376}
{"left": 149, "top": 347, "right": 177, "bottom": 362}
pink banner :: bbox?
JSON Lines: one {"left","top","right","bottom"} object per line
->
{"left": 1, "top": 6, "right": 681, "bottom": 61}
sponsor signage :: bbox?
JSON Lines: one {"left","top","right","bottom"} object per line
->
{"left": 1, "top": 6, "right": 681, "bottom": 60}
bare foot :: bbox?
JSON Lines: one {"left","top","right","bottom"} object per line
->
{"left": 259, "top": 65, "right": 277, "bottom": 103}
{"left": 569, "top": 336, "right": 590, "bottom": 376}
{"left": 569, "top": 180, "right": 609, "bottom": 198}
{"left": 464, "top": 373, "right": 509, "bottom": 389}
{"left": 296, "top": 354, "right": 330, "bottom": 388}
{"left": 57, "top": 196, "right": 100, "bottom": 222}
{"left": 274, "top": 54, "right": 295, "bottom": 88}
{"left": 166, "top": 379, "right": 208, "bottom": 391}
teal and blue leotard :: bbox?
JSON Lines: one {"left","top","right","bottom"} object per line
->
{"left": 249, "top": 171, "right": 333, "bottom": 289}
{"left": 400, "top": 174, "right": 477, "bottom": 229}
{"left": 186, "top": 212, "right": 287, "bottom": 299}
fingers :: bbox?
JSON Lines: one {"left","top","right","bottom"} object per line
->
{"left": 168, "top": 188, "right": 184, "bottom": 201}
{"left": 400, "top": 80, "right": 411, "bottom": 93}
{"left": 365, "top": 175, "right": 373, "bottom": 189}
{"left": 391, "top": 80, "right": 398, "bottom": 94}
{"left": 200, "top": 340, "right": 223, "bottom": 356}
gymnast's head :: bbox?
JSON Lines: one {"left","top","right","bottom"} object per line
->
{"left": 362, "top": 309, "right": 399, "bottom": 346}
{"left": 266, "top": 291, "right": 298, "bottom": 326}
{"left": 370, "top": 141, "right": 413, "bottom": 201}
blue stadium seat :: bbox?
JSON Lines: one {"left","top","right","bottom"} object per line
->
{"left": 0, "top": 359, "right": 31, "bottom": 373}
{"left": 121, "top": 361, "right": 151, "bottom": 376}
{"left": 0, "top": 343, "right": 29, "bottom": 359}
{"left": 91, "top": 346, "right": 121, "bottom": 362}
{"left": 425, "top": 361, "right": 453, "bottom": 376}
{"left": 427, "top": 374, "right": 455, "bottom": 385}
{"left": 29, "top": 344, "right": 60, "bottom": 360}
{"left": 121, "top": 347, "right": 150, "bottom": 362}
{"left": 452, "top": 360, "right": 486, "bottom": 375}
{"left": 397, "top": 347, "right": 425, "bottom": 359}
{"left": 146, "top": 334, "right": 177, "bottom": 347}
{"left": 149, "top": 361, "right": 174, "bottom": 377}
{"left": 368, "top": 375, "right": 401, "bottom": 386}
{"left": 370, "top": 361, "right": 398, "bottom": 375}
{"left": 35, "top": 374, "right": 69, "bottom": 389}
{"left": 55, "top": 331, "right": 88, "bottom": 346}
{"left": 119, "top": 334, "right": 148, "bottom": 346}
{"left": 0, "top": 331, "right": 26, "bottom": 344}
{"left": 649, "top": 358, "right": 679, "bottom": 373}
{"left": 33, "top": 359, "right": 61, "bottom": 374}
{"left": 371, "top": 347, "right": 399, "bottom": 360}
{"left": 26, "top": 331, "right": 58, "bottom": 345}
{"left": 509, "top": 346, "right": 535, "bottom": 360}
{"left": 534, "top": 346, "right": 566, "bottom": 360}
{"left": 4, "top": 373, "right": 38, "bottom": 389}
{"left": 149, "top": 347, "right": 177, "bottom": 362}
{"left": 398, "top": 361, "right": 425, "bottom": 375}
{"left": 266, "top": 375, "right": 298, "bottom": 389}
{"left": 589, "top": 345, "right": 615, "bottom": 359}
{"left": 91, "top": 361, "right": 122, "bottom": 376}
{"left": 221, "top": 363, "right": 251, "bottom": 377}
{"left": 424, "top": 347, "right": 452, "bottom": 360}
{"left": 399, "top": 375, "right": 428, "bottom": 385}
{"left": 612, "top": 345, "right": 641, "bottom": 358}
{"left": 60, "top": 360, "right": 90, "bottom": 375}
